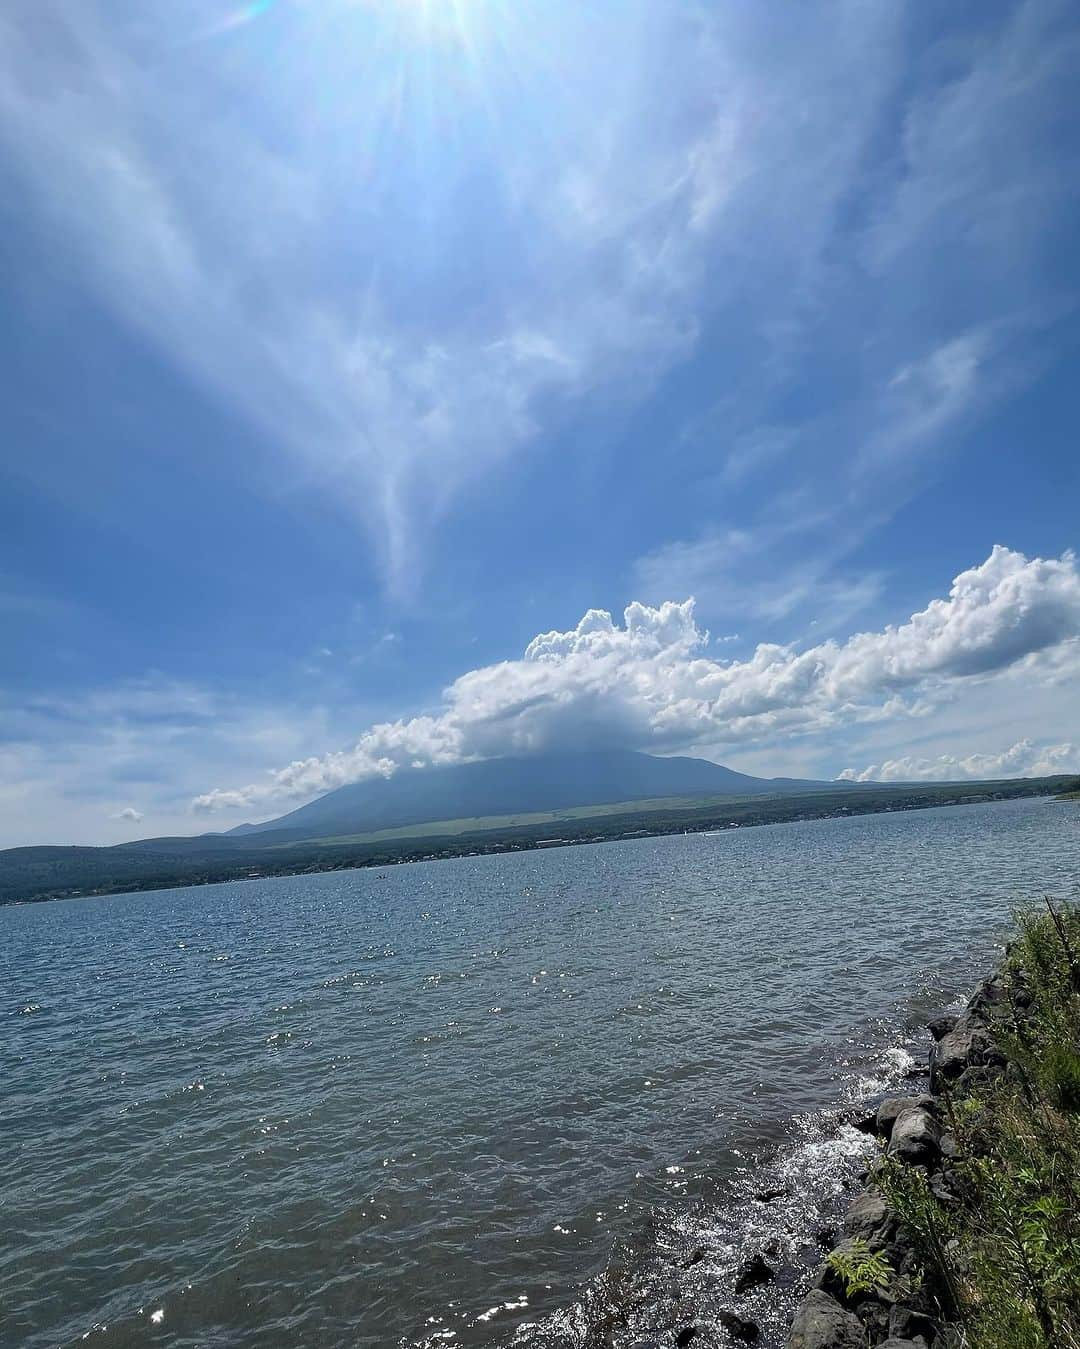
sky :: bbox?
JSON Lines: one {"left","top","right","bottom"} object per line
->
{"left": 1, "top": 0, "right": 1079, "bottom": 847}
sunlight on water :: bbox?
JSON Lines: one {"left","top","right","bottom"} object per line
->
{"left": 2, "top": 798, "right": 1078, "bottom": 1348}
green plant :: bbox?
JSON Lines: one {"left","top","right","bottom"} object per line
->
{"left": 827, "top": 1238, "right": 894, "bottom": 1297}
{"left": 878, "top": 1161, "right": 964, "bottom": 1321}
{"left": 881, "top": 904, "right": 1080, "bottom": 1349}
{"left": 1040, "top": 1041, "right": 1080, "bottom": 1112}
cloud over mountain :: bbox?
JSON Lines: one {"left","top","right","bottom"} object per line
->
{"left": 194, "top": 546, "right": 1080, "bottom": 813}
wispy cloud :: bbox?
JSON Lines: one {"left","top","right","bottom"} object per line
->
{"left": 8, "top": 2, "right": 1065, "bottom": 600}
{"left": 627, "top": 0, "right": 1079, "bottom": 627}
{"left": 0, "top": 677, "right": 343, "bottom": 846}
{"left": 0, "top": 1, "right": 713, "bottom": 593}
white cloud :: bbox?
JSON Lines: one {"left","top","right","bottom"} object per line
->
{"left": 0, "top": 2, "right": 724, "bottom": 593}
{"left": 7, "top": 1, "right": 1055, "bottom": 600}
{"left": 194, "top": 546, "right": 1080, "bottom": 813}
{"left": 633, "top": 510, "right": 888, "bottom": 634}
{"left": 0, "top": 678, "right": 348, "bottom": 847}
{"left": 839, "top": 739, "right": 1080, "bottom": 783}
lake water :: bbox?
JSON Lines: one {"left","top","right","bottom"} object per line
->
{"left": 3, "top": 798, "right": 1078, "bottom": 1349}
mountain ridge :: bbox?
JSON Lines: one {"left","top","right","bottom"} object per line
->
{"left": 226, "top": 749, "right": 835, "bottom": 840}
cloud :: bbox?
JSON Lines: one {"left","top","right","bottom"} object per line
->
{"left": 628, "top": 0, "right": 1079, "bottom": 634}
{"left": 194, "top": 545, "right": 1080, "bottom": 813}
{"left": 0, "top": 677, "right": 346, "bottom": 847}
{"left": 0, "top": 1, "right": 730, "bottom": 593}
{"left": 839, "top": 739, "right": 1080, "bottom": 783}
{"left": 631, "top": 317, "right": 1032, "bottom": 640}
{"left": 8, "top": 2, "right": 1063, "bottom": 601}
{"left": 633, "top": 509, "right": 888, "bottom": 634}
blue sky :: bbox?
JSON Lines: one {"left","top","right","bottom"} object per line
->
{"left": 2, "top": 0, "right": 1079, "bottom": 845}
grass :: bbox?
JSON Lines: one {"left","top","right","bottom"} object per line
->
{"left": 879, "top": 901, "right": 1080, "bottom": 1349}
{"left": 265, "top": 791, "right": 768, "bottom": 849}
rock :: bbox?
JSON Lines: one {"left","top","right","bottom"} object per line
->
{"left": 875, "top": 1340, "right": 925, "bottom": 1349}
{"left": 953, "top": 1062, "right": 1005, "bottom": 1095}
{"left": 850, "top": 1298, "right": 890, "bottom": 1336}
{"left": 685, "top": 1246, "right": 706, "bottom": 1267}
{"left": 927, "top": 1015, "right": 958, "bottom": 1041}
{"left": 788, "top": 1290, "right": 865, "bottom": 1349}
{"left": 675, "top": 1328, "right": 698, "bottom": 1348}
{"left": 876, "top": 1095, "right": 936, "bottom": 1138}
{"left": 843, "top": 1190, "right": 891, "bottom": 1243}
{"left": 717, "top": 1310, "right": 760, "bottom": 1343}
{"left": 890, "top": 1303, "right": 938, "bottom": 1341}
{"left": 968, "top": 976, "right": 1007, "bottom": 1020}
{"left": 928, "top": 1170, "right": 957, "bottom": 1204}
{"left": 929, "top": 1010, "right": 1004, "bottom": 1090}
{"left": 733, "top": 1252, "right": 774, "bottom": 1294}
{"left": 888, "top": 1107, "right": 942, "bottom": 1165}
{"left": 939, "top": 1130, "right": 961, "bottom": 1159}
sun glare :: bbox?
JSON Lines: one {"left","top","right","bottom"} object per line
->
{"left": 376, "top": 0, "right": 479, "bottom": 45}
{"left": 213, "top": 0, "right": 483, "bottom": 50}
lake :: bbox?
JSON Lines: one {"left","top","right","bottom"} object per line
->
{"left": 3, "top": 797, "right": 1078, "bottom": 1348}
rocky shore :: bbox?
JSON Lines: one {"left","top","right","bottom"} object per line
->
{"left": 783, "top": 970, "right": 1010, "bottom": 1349}
{"left": 778, "top": 892, "right": 1080, "bottom": 1349}
{"left": 538, "top": 904, "right": 1080, "bottom": 1349}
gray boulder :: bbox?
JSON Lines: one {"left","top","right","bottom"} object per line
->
{"left": 890, "top": 1302, "right": 938, "bottom": 1341}
{"left": 876, "top": 1095, "right": 936, "bottom": 1138}
{"left": 843, "top": 1191, "right": 893, "bottom": 1245}
{"left": 930, "top": 1009, "right": 1005, "bottom": 1090}
{"left": 888, "top": 1107, "right": 942, "bottom": 1165}
{"left": 788, "top": 1290, "right": 865, "bottom": 1348}
{"left": 927, "top": 1014, "right": 957, "bottom": 1041}
{"left": 968, "top": 976, "right": 1008, "bottom": 1019}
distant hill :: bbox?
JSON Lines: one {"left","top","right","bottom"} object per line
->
{"left": 2, "top": 771, "right": 1076, "bottom": 905}
{"left": 228, "top": 750, "right": 828, "bottom": 840}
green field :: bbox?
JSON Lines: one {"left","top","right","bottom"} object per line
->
{"left": 273, "top": 790, "right": 791, "bottom": 849}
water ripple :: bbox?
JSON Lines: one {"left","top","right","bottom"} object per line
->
{"left": 1, "top": 798, "right": 1077, "bottom": 1348}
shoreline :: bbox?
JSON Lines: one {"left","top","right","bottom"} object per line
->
{"left": 501, "top": 1005, "right": 932, "bottom": 1347}
{"left": 3, "top": 777, "right": 1074, "bottom": 907}
{"left": 781, "top": 904, "right": 1079, "bottom": 1348}
{"left": 524, "top": 904, "right": 1078, "bottom": 1348}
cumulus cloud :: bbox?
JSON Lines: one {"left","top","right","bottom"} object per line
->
{"left": 193, "top": 546, "right": 1080, "bottom": 813}
{"left": 838, "top": 739, "right": 1080, "bottom": 783}
{"left": 111, "top": 807, "right": 144, "bottom": 822}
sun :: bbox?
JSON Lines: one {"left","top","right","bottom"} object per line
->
{"left": 377, "top": 0, "right": 480, "bottom": 46}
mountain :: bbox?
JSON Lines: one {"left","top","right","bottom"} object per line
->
{"left": 4, "top": 771, "right": 1077, "bottom": 906}
{"left": 229, "top": 749, "right": 830, "bottom": 840}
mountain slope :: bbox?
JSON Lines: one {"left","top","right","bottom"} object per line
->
{"left": 230, "top": 749, "right": 827, "bottom": 840}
